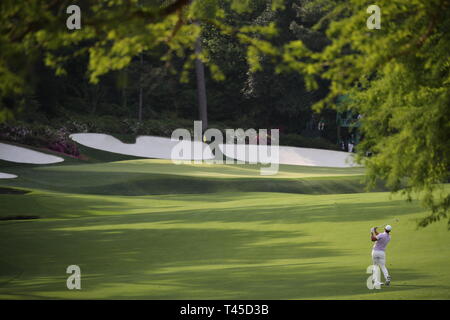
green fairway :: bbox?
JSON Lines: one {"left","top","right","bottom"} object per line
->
{"left": 1, "top": 149, "right": 449, "bottom": 299}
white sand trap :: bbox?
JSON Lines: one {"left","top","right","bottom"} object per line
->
{"left": 219, "top": 144, "right": 357, "bottom": 167}
{"left": 70, "top": 133, "right": 214, "bottom": 160}
{"left": 0, "top": 143, "right": 64, "bottom": 164}
{"left": 0, "top": 172, "right": 17, "bottom": 179}
{"left": 70, "top": 133, "right": 356, "bottom": 167}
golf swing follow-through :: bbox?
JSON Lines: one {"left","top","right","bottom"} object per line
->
{"left": 370, "top": 225, "right": 392, "bottom": 286}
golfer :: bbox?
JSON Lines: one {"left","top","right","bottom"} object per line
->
{"left": 370, "top": 225, "right": 392, "bottom": 286}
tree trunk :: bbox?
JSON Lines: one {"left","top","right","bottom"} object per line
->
{"left": 91, "top": 84, "right": 100, "bottom": 114}
{"left": 138, "top": 53, "right": 143, "bottom": 122}
{"left": 194, "top": 35, "right": 208, "bottom": 133}
{"left": 122, "top": 67, "right": 128, "bottom": 110}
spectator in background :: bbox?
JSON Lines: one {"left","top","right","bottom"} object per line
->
{"left": 348, "top": 134, "right": 355, "bottom": 153}
{"left": 348, "top": 141, "right": 354, "bottom": 153}
{"left": 318, "top": 119, "right": 325, "bottom": 131}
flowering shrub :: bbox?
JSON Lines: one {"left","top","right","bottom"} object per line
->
{"left": 0, "top": 122, "right": 80, "bottom": 157}
{"left": 0, "top": 123, "right": 32, "bottom": 141}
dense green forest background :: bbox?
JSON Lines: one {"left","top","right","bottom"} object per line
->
{"left": 0, "top": 0, "right": 340, "bottom": 152}
{"left": 1, "top": 0, "right": 448, "bottom": 227}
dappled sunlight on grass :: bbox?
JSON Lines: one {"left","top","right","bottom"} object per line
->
{"left": 38, "top": 159, "right": 365, "bottom": 179}
{"left": 0, "top": 158, "right": 449, "bottom": 299}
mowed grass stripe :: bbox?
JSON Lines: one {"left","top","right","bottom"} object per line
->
{"left": 1, "top": 155, "right": 449, "bottom": 299}
{"left": 0, "top": 189, "right": 449, "bottom": 299}
{"left": 0, "top": 159, "right": 373, "bottom": 196}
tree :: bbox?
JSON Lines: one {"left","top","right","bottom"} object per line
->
{"left": 194, "top": 29, "right": 208, "bottom": 132}
{"left": 1, "top": 0, "right": 448, "bottom": 227}
{"left": 292, "top": 0, "right": 450, "bottom": 227}
{"left": 0, "top": 0, "right": 284, "bottom": 121}
{"left": 240, "top": 0, "right": 331, "bottom": 132}
{"left": 138, "top": 53, "right": 144, "bottom": 122}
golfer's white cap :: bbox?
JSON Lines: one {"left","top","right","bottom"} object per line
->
{"left": 385, "top": 225, "right": 392, "bottom": 231}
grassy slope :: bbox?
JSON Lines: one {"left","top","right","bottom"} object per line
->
{"left": 0, "top": 160, "right": 377, "bottom": 196}
{"left": 0, "top": 145, "right": 449, "bottom": 299}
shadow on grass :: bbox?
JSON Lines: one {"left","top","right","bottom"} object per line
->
{"left": 0, "top": 186, "right": 421, "bottom": 223}
{"left": 68, "top": 197, "right": 421, "bottom": 226}
{"left": 181, "top": 200, "right": 421, "bottom": 224}
{"left": 0, "top": 156, "right": 383, "bottom": 197}
{"left": 0, "top": 175, "right": 434, "bottom": 299}
{"left": 0, "top": 224, "right": 335, "bottom": 298}
{"left": 0, "top": 212, "right": 435, "bottom": 299}
{"left": 0, "top": 171, "right": 384, "bottom": 196}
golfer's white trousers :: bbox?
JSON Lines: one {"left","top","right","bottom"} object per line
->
{"left": 371, "top": 250, "right": 390, "bottom": 281}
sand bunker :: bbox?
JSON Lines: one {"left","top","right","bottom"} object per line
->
{"left": 70, "top": 133, "right": 214, "bottom": 160}
{"left": 70, "top": 133, "right": 355, "bottom": 167}
{"left": 0, "top": 172, "right": 17, "bottom": 179}
{"left": 219, "top": 144, "right": 356, "bottom": 167}
{"left": 0, "top": 143, "right": 64, "bottom": 164}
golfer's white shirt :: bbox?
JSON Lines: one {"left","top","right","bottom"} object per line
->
{"left": 373, "top": 232, "right": 390, "bottom": 251}
{"left": 372, "top": 233, "right": 390, "bottom": 265}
